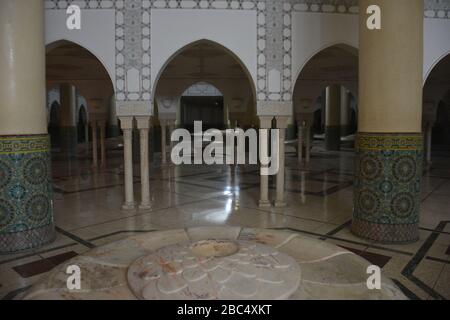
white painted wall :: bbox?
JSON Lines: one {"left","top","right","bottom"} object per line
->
{"left": 424, "top": 18, "right": 450, "bottom": 83}
{"left": 45, "top": 9, "right": 116, "bottom": 88}
{"left": 150, "top": 9, "right": 257, "bottom": 95}
{"left": 291, "top": 12, "right": 359, "bottom": 90}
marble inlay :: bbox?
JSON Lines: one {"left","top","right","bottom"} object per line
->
{"left": 127, "top": 240, "right": 301, "bottom": 300}
{"left": 20, "top": 228, "right": 406, "bottom": 300}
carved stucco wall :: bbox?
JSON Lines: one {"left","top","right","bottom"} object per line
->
{"left": 44, "top": 0, "right": 450, "bottom": 117}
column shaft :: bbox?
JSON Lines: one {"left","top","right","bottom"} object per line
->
{"left": 137, "top": 117, "right": 151, "bottom": 209}
{"left": 325, "top": 85, "right": 341, "bottom": 151}
{"left": 99, "top": 121, "right": 106, "bottom": 167}
{"left": 258, "top": 128, "right": 270, "bottom": 207}
{"left": 84, "top": 122, "right": 89, "bottom": 154}
{"left": 0, "top": 0, "right": 55, "bottom": 253}
{"left": 161, "top": 121, "right": 167, "bottom": 165}
{"left": 426, "top": 123, "right": 432, "bottom": 164}
{"left": 305, "top": 125, "right": 311, "bottom": 163}
{"left": 91, "top": 121, "right": 98, "bottom": 168}
{"left": 298, "top": 125, "right": 303, "bottom": 164}
{"left": 275, "top": 117, "right": 288, "bottom": 207}
{"left": 59, "top": 83, "right": 78, "bottom": 154}
{"left": 353, "top": 0, "right": 424, "bottom": 243}
{"left": 121, "top": 123, "right": 135, "bottom": 210}
{"left": 340, "top": 87, "right": 351, "bottom": 136}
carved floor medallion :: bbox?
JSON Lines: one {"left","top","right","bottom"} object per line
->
{"left": 127, "top": 240, "right": 301, "bottom": 300}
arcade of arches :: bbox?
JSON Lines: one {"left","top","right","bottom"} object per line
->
{"left": 0, "top": 0, "right": 449, "bottom": 300}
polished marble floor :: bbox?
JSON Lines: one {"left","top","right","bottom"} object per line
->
{"left": 1, "top": 140, "right": 449, "bottom": 300}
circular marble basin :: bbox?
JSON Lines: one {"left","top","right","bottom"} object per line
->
{"left": 191, "top": 240, "right": 239, "bottom": 257}
{"left": 20, "top": 227, "right": 407, "bottom": 300}
{"left": 127, "top": 240, "right": 301, "bottom": 300}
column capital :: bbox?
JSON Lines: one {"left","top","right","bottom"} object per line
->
{"left": 275, "top": 116, "right": 290, "bottom": 129}
{"left": 136, "top": 116, "right": 151, "bottom": 129}
{"left": 119, "top": 116, "right": 134, "bottom": 130}
{"left": 259, "top": 116, "right": 273, "bottom": 129}
{"left": 159, "top": 119, "right": 168, "bottom": 127}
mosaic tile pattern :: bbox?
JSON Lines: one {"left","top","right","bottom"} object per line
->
{"left": 352, "top": 133, "right": 423, "bottom": 243}
{"left": 0, "top": 135, "right": 55, "bottom": 253}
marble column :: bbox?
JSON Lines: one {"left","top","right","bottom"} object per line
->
{"left": 353, "top": 0, "right": 424, "bottom": 243}
{"left": 305, "top": 123, "right": 311, "bottom": 163}
{"left": 160, "top": 120, "right": 167, "bottom": 165}
{"left": 120, "top": 117, "right": 135, "bottom": 210}
{"left": 340, "top": 87, "right": 351, "bottom": 137}
{"left": 325, "top": 85, "right": 341, "bottom": 151}
{"left": 275, "top": 117, "right": 289, "bottom": 207}
{"left": 426, "top": 122, "right": 433, "bottom": 165}
{"left": 84, "top": 120, "right": 89, "bottom": 155}
{"left": 258, "top": 117, "right": 272, "bottom": 207}
{"left": 59, "top": 83, "right": 78, "bottom": 155}
{"left": 297, "top": 124, "right": 303, "bottom": 164}
{"left": 168, "top": 120, "right": 176, "bottom": 166}
{"left": 0, "top": 0, "right": 55, "bottom": 252}
{"left": 136, "top": 117, "right": 151, "bottom": 210}
{"left": 99, "top": 120, "right": 106, "bottom": 167}
{"left": 91, "top": 120, "right": 98, "bottom": 168}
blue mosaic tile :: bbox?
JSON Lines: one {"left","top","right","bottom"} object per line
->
{"left": 352, "top": 133, "right": 423, "bottom": 243}
{"left": 0, "top": 135, "right": 55, "bottom": 253}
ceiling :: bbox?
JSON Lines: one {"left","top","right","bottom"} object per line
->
{"left": 46, "top": 41, "right": 112, "bottom": 82}
{"left": 426, "top": 54, "right": 450, "bottom": 86}
{"left": 158, "top": 41, "right": 249, "bottom": 80}
{"left": 295, "top": 45, "right": 359, "bottom": 84}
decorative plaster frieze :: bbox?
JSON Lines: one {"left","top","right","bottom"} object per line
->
{"left": 44, "top": 0, "right": 450, "bottom": 116}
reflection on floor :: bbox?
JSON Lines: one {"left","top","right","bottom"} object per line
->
{"left": 0, "top": 142, "right": 449, "bottom": 300}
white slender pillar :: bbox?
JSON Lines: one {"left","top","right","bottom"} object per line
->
{"left": 99, "top": 120, "right": 106, "bottom": 167}
{"left": 91, "top": 120, "right": 98, "bottom": 168}
{"left": 259, "top": 117, "right": 272, "bottom": 207}
{"left": 84, "top": 120, "right": 89, "bottom": 154}
{"left": 120, "top": 117, "right": 135, "bottom": 210}
{"left": 426, "top": 122, "right": 433, "bottom": 164}
{"left": 136, "top": 117, "right": 151, "bottom": 209}
{"left": 160, "top": 119, "right": 167, "bottom": 165}
{"left": 275, "top": 116, "right": 289, "bottom": 207}
{"left": 297, "top": 124, "right": 303, "bottom": 164}
{"left": 168, "top": 120, "right": 176, "bottom": 166}
{"left": 305, "top": 123, "right": 311, "bottom": 163}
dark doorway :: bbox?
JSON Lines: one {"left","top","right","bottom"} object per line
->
{"left": 180, "top": 96, "right": 224, "bottom": 132}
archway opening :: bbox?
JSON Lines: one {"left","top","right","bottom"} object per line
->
{"left": 423, "top": 53, "right": 450, "bottom": 162}
{"left": 180, "top": 82, "right": 224, "bottom": 132}
{"left": 152, "top": 40, "right": 257, "bottom": 161}
{"left": 45, "top": 40, "right": 115, "bottom": 159}
{"left": 293, "top": 44, "right": 359, "bottom": 154}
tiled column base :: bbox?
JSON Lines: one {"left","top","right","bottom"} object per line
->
{"left": 352, "top": 133, "right": 423, "bottom": 243}
{"left": 0, "top": 135, "right": 55, "bottom": 253}
{"left": 325, "top": 125, "right": 341, "bottom": 151}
